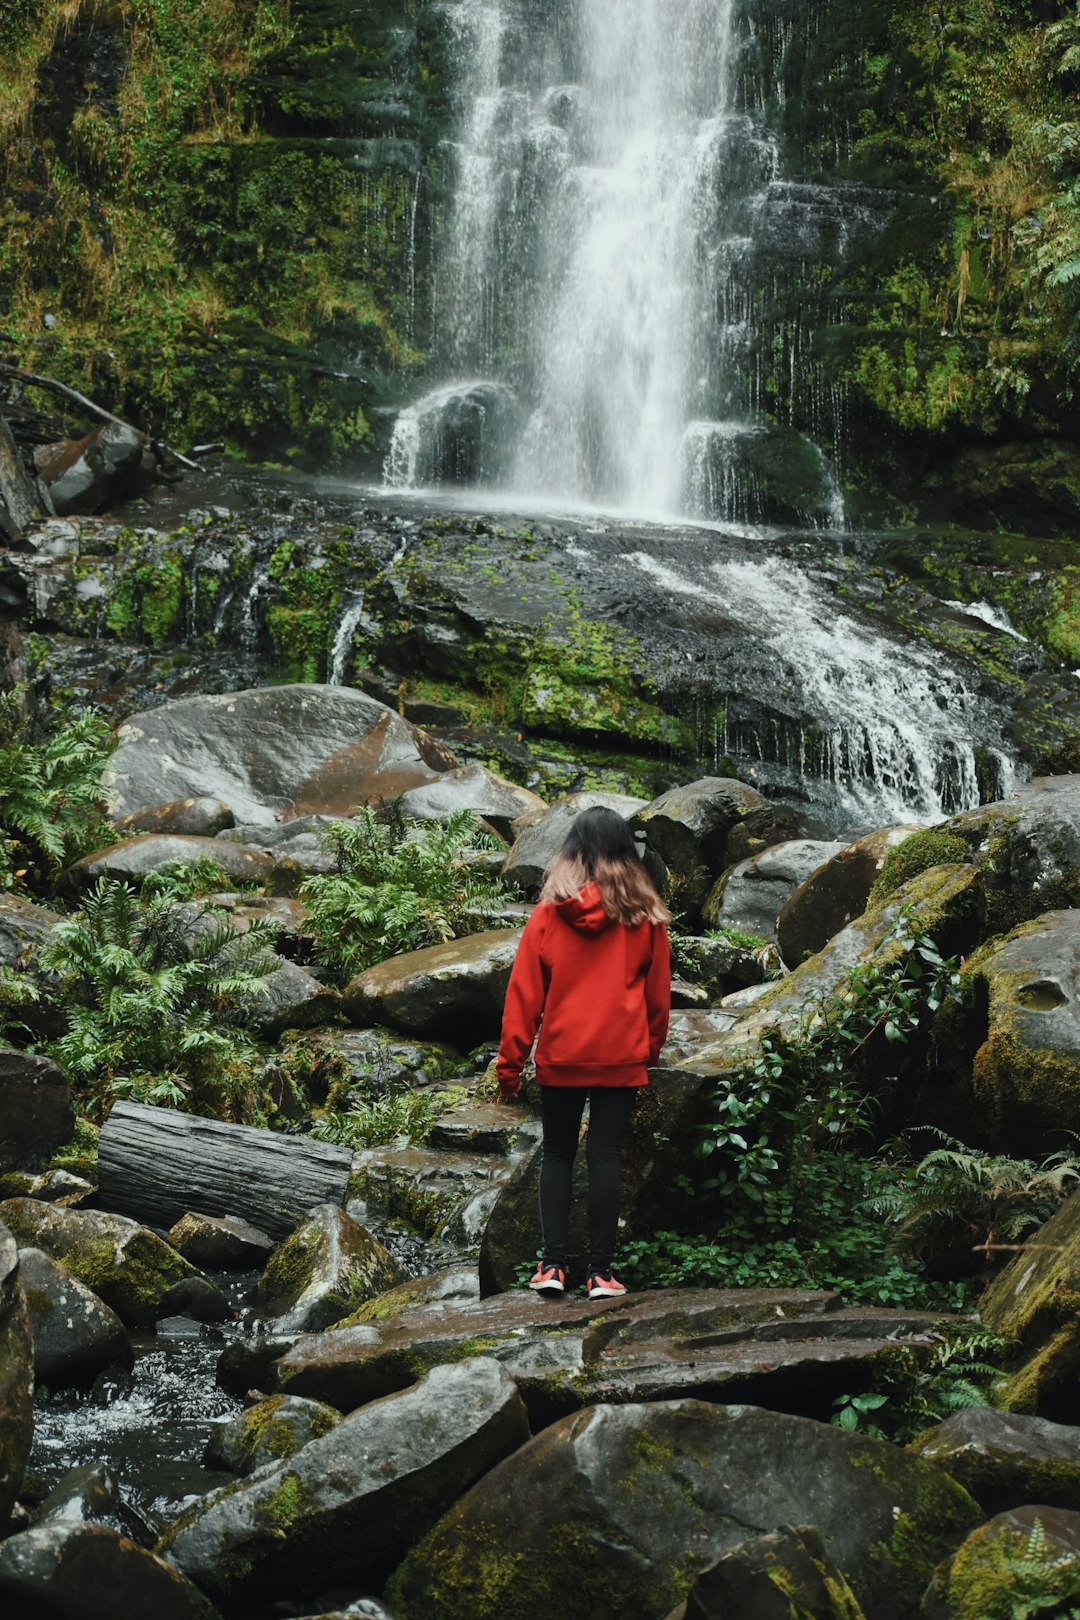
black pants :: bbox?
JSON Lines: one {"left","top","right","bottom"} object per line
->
{"left": 538, "top": 1085, "right": 637, "bottom": 1275}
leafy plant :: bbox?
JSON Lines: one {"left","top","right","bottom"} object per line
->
{"left": 867, "top": 1130, "right": 1080, "bottom": 1276}
{"left": 873, "top": 1325, "right": 1008, "bottom": 1446}
{"left": 139, "top": 856, "right": 235, "bottom": 903}
{"left": 41, "top": 877, "right": 282, "bottom": 1117}
{"left": 831, "top": 1391, "right": 890, "bottom": 1438}
{"left": 0, "top": 690, "right": 115, "bottom": 893}
{"left": 301, "top": 808, "right": 511, "bottom": 977}
{"left": 308, "top": 1084, "right": 468, "bottom": 1150}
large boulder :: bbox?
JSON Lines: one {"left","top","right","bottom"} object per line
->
{"left": 964, "top": 910, "right": 1080, "bottom": 1155}
{"left": 921, "top": 1504, "right": 1080, "bottom": 1620}
{"left": 0, "top": 1522, "right": 222, "bottom": 1620}
{"left": 0, "top": 1200, "right": 227, "bottom": 1331}
{"left": 910, "top": 1407, "right": 1080, "bottom": 1516}
{"left": 631, "top": 779, "right": 798, "bottom": 923}
{"left": 937, "top": 775, "right": 1080, "bottom": 936}
{"left": 29, "top": 1463, "right": 149, "bottom": 1543}
{"left": 502, "top": 792, "right": 647, "bottom": 893}
{"left": 255, "top": 1204, "right": 405, "bottom": 1332}
{"left": 979, "top": 1185, "right": 1080, "bottom": 1416}
{"left": 342, "top": 929, "right": 523, "bottom": 1042}
{"left": 34, "top": 420, "right": 146, "bottom": 516}
{"left": 775, "top": 825, "right": 923, "bottom": 966}
{"left": 63, "top": 834, "right": 275, "bottom": 894}
{"left": 388, "top": 1400, "right": 980, "bottom": 1620}
{"left": 113, "top": 797, "right": 235, "bottom": 838}
{"left": 703, "top": 838, "right": 846, "bottom": 943}
{"left": 159, "top": 1358, "right": 530, "bottom": 1606}
{"left": 243, "top": 956, "right": 340, "bottom": 1039}
{"left": 0, "top": 1222, "right": 33, "bottom": 1526}
{"left": 104, "top": 686, "right": 456, "bottom": 827}
{"left": 396, "top": 763, "right": 545, "bottom": 841}
{"left": 203, "top": 1394, "right": 341, "bottom": 1476}
{"left": 18, "top": 1245, "right": 132, "bottom": 1388}
{"left": 0, "top": 1048, "right": 74, "bottom": 1172}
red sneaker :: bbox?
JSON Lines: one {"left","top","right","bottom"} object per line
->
{"left": 587, "top": 1272, "right": 626, "bottom": 1300}
{"left": 528, "top": 1261, "right": 566, "bottom": 1295}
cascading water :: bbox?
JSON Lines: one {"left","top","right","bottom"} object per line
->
{"left": 384, "top": 0, "right": 858, "bottom": 522}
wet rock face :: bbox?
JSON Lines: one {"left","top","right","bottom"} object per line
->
{"left": 502, "top": 792, "right": 648, "bottom": 892}
{"left": 388, "top": 1399, "right": 980, "bottom": 1620}
{"left": 165, "top": 1213, "right": 274, "bottom": 1271}
{"left": 0, "top": 1048, "right": 74, "bottom": 1173}
{"left": 774, "top": 824, "right": 922, "bottom": 966}
{"left": 0, "top": 1223, "right": 34, "bottom": 1528}
{"left": 703, "top": 837, "right": 845, "bottom": 944}
{"left": 17, "top": 1245, "right": 132, "bottom": 1389}
{"left": 911, "top": 1407, "right": 1080, "bottom": 1518}
{"left": 679, "top": 1525, "right": 867, "bottom": 1620}
{"left": 28, "top": 1463, "right": 149, "bottom": 1544}
{"left": 0, "top": 1522, "right": 223, "bottom": 1620}
{"left": 979, "top": 1184, "right": 1080, "bottom": 1418}
{"left": 255, "top": 1204, "right": 405, "bottom": 1333}
{"left": 34, "top": 420, "right": 146, "bottom": 516}
{"left": 113, "top": 797, "right": 235, "bottom": 837}
{"left": 944, "top": 775, "right": 1080, "bottom": 936}
{"left": 396, "top": 762, "right": 545, "bottom": 840}
{"left": 160, "top": 1358, "right": 531, "bottom": 1605}
{"left": 104, "top": 684, "right": 456, "bottom": 828}
{"left": 342, "top": 929, "right": 523, "bottom": 1042}
{"left": 966, "top": 910, "right": 1080, "bottom": 1155}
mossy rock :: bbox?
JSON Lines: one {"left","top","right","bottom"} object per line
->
{"left": 979, "top": 1184, "right": 1080, "bottom": 1420}
{"left": 910, "top": 1408, "right": 1080, "bottom": 1518}
{"left": 0, "top": 1224, "right": 33, "bottom": 1527}
{"left": 922, "top": 1505, "right": 1080, "bottom": 1620}
{"left": 203, "top": 1394, "right": 341, "bottom": 1476}
{"left": 255, "top": 1203, "right": 405, "bottom": 1332}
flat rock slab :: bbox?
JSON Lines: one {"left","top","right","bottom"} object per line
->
{"left": 269, "top": 1287, "right": 950, "bottom": 1427}
{"left": 104, "top": 685, "right": 455, "bottom": 826}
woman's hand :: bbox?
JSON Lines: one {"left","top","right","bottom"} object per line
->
{"left": 498, "top": 1076, "right": 523, "bottom": 1104}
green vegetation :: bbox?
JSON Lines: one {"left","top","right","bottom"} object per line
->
{"left": 301, "top": 807, "right": 511, "bottom": 977}
{"left": 310, "top": 1083, "right": 468, "bottom": 1148}
{"left": 945, "top": 1515, "right": 1080, "bottom": 1618}
{"left": 41, "top": 876, "right": 281, "bottom": 1117}
{"left": 0, "top": 689, "right": 115, "bottom": 894}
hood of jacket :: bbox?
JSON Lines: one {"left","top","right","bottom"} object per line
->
{"left": 554, "top": 881, "right": 614, "bottom": 936}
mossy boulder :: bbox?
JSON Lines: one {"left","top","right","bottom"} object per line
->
{"left": 18, "top": 1245, "right": 132, "bottom": 1389}
{"left": 936, "top": 776, "right": 1080, "bottom": 939}
{"left": 203, "top": 1394, "right": 341, "bottom": 1476}
{"left": 255, "top": 1203, "right": 405, "bottom": 1333}
{"left": 388, "top": 1400, "right": 980, "bottom": 1620}
{"left": 0, "top": 1199, "right": 226, "bottom": 1331}
{"left": 0, "top": 1523, "right": 223, "bottom": 1620}
{"left": 166, "top": 1213, "right": 274, "bottom": 1271}
{"left": 62, "top": 833, "right": 275, "bottom": 895}
{"left": 979, "top": 1186, "right": 1080, "bottom": 1419}
{"left": 677, "top": 1524, "right": 868, "bottom": 1620}
{"left": 910, "top": 1408, "right": 1080, "bottom": 1519}
{"left": 159, "top": 1358, "right": 530, "bottom": 1606}
{"left": 0, "top": 1049, "right": 74, "bottom": 1174}
{"left": 704, "top": 838, "right": 846, "bottom": 944}
{"left": 775, "top": 824, "right": 923, "bottom": 967}
{"left": 920, "top": 1505, "right": 1080, "bottom": 1620}
{"left": 0, "top": 1222, "right": 33, "bottom": 1528}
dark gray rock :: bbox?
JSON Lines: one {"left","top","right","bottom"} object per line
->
{"left": 775, "top": 825, "right": 921, "bottom": 966}
{"left": 27, "top": 1169, "right": 95, "bottom": 1205}
{"left": 0, "top": 894, "right": 65, "bottom": 1036}
{"left": 166, "top": 1213, "right": 274, "bottom": 1271}
{"left": 63, "top": 833, "right": 275, "bottom": 894}
{"left": 0, "top": 1198, "right": 224, "bottom": 1330}
{"left": 679, "top": 1525, "right": 867, "bottom": 1620}
{"left": 670, "top": 934, "right": 769, "bottom": 999}
{"left": 0, "top": 1222, "right": 33, "bottom": 1526}
{"left": 305, "top": 1027, "right": 463, "bottom": 1099}
{"left": 396, "top": 762, "right": 546, "bottom": 841}
{"left": 911, "top": 1406, "right": 1080, "bottom": 1516}
{"left": 502, "top": 792, "right": 646, "bottom": 892}
{"left": 104, "top": 685, "right": 456, "bottom": 827}
{"left": 342, "top": 929, "right": 523, "bottom": 1042}
{"left": 35, "top": 420, "right": 146, "bottom": 516}
{"left": 943, "top": 775, "right": 1080, "bottom": 933}
{"left": 203, "top": 1394, "right": 342, "bottom": 1475}
{"left": 113, "top": 798, "right": 235, "bottom": 838}
{"left": 388, "top": 1400, "right": 980, "bottom": 1620}
{"left": 28, "top": 1463, "right": 149, "bottom": 1544}
{"left": 704, "top": 838, "right": 846, "bottom": 942}
{"left": 245, "top": 956, "right": 340, "bottom": 1039}
{"left": 0, "top": 1048, "right": 74, "bottom": 1172}
{"left": 216, "top": 1333, "right": 300, "bottom": 1399}
{"left": 18, "top": 1245, "right": 132, "bottom": 1387}
{"left": 255, "top": 1204, "right": 405, "bottom": 1332}
{"left": 0, "top": 1522, "right": 223, "bottom": 1620}
{"left": 160, "top": 1358, "right": 530, "bottom": 1606}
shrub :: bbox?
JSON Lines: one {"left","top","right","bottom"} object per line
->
{"left": 42, "top": 877, "right": 282, "bottom": 1118}
{"left": 301, "top": 807, "right": 512, "bottom": 976}
{"left": 0, "top": 689, "right": 115, "bottom": 893}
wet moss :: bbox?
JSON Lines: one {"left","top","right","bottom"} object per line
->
{"left": 868, "top": 829, "right": 971, "bottom": 907}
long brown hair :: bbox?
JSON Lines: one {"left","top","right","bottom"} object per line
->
{"left": 538, "top": 806, "right": 670, "bottom": 927}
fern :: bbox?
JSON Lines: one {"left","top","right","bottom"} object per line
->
{"left": 42, "top": 877, "right": 283, "bottom": 1116}
{"left": 0, "top": 689, "right": 115, "bottom": 892}
{"left": 959, "top": 1516, "right": 1080, "bottom": 1619}
{"left": 301, "top": 807, "right": 513, "bottom": 976}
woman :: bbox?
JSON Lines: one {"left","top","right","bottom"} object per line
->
{"left": 496, "top": 806, "right": 671, "bottom": 1299}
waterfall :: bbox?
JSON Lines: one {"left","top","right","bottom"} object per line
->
{"left": 384, "top": 0, "right": 854, "bottom": 522}
{"left": 328, "top": 590, "right": 366, "bottom": 686}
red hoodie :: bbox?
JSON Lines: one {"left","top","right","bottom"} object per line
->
{"left": 496, "top": 882, "right": 670, "bottom": 1091}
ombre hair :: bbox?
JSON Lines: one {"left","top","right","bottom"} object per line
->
{"left": 538, "top": 806, "right": 670, "bottom": 927}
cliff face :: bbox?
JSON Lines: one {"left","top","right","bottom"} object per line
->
{"left": 2, "top": 0, "right": 1079, "bottom": 522}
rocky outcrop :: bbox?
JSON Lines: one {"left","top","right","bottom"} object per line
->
{"left": 255, "top": 1205, "right": 405, "bottom": 1333}
{"left": 775, "top": 825, "right": 922, "bottom": 966}
{"left": 104, "top": 686, "right": 456, "bottom": 827}
{"left": 939, "top": 775, "right": 1080, "bottom": 937}
{"left": 113, "top": 797, "right": 235, "bottom": 838}
{"left": 160, "top": 1358, "right": 530, "bottom": 1606}
{"left": 388, "top": 1399, "right": 980, "bottom": 1620}
{"left": 0, "top": 1222, "right": 33, "bottom": 1527}
{"left": 63, "top": 833, "right": 276, "bottom": 893}
{"left": 18, "top": 1245, "right": 132, "bottom": 1388}
{"left": 0, "top": 1048, "right": 74, "bottom": 1172}
{"left": 979, "top": 1185, "right": 1080, "bottom": 1417}
{"left": 342, "top": 929, "right": 523, "bottom": 1042}
{"left": 911, "top": 1407, "right": 1080, "bottom": 1517}
{"left": 34, "top": 420, "right": 146, "bottom": 516}
{"left": 0, "top": 1199, "right": 227, "bottom": 1331}
{"left": 631, "top": 778, "right": 797, "bottom": 923}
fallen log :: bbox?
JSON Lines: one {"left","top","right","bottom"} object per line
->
{"left": 98, "top": 1101, "right": 353, "bottom": 1239}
